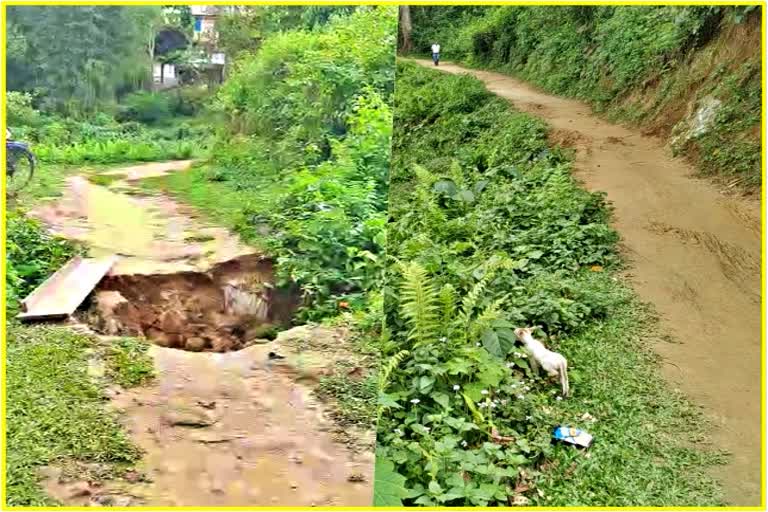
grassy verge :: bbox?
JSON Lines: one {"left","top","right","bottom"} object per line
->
{"left": 5, "top": 208, "right": 154, "bottom": 506}
{"left": 5, "top": 323, "right": 154, "bottom": 506}
{"left": 374, "top": 62, "right": 722, "bottom": 507}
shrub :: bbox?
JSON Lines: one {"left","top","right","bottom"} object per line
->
{"left": 117, "top": 91, "right": 172, "bottom": 124}
{"left": 6, "top": 211, "right": 82, "bottom": 311}
{"left": 6, "top": 91, "right": 42, "bottom": 127}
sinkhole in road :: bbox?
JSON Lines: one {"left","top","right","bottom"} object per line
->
{"left": 82, "top": 254, "right": 300, "bottom": 352}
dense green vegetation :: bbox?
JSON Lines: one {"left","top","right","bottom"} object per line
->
{"left": 405, "top": 5, "right": 762, "bottom": 190}
{"left": 150, "top": 6, "right": 396, "bottom": 322}
{"left": 5, "top": 216, "right": 154, "bottom": 506}
{"left": 7, "top": 6, "right": 215, "bottom": 168}
{"left": 373, "top": 62, "right": 722, "bottom": 507}
{"left": 7, "top": 6, "right": 160, "bottom": 112}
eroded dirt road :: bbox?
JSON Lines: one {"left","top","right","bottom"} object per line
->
{"left": 32, "top": 161, "right": 374, "bottom": 506}
{"left": 415, "top": 60, "right": 762, "bottom": 505}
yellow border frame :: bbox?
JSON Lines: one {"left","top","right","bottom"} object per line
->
{"left": 0, "top": 1, "right": 765, "bottom": 510}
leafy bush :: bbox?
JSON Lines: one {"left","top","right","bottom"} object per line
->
{"left": 215, "top": 6, "right": 396, "bottom": 167}
{"left": 6, "top": 91, "right": 42, "bottom": 127}
{"left": 182, "top": 7, "right": 397, "bottom": 321}
{"left": 117, "top": 91, "right": 172, "bottom": 124}
{"left": 168, "top": 86, "right": 210, "bottom": 116}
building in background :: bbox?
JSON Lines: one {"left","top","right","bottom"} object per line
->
{"left": 190, "top": 5, "right": 230, "bottom": 86}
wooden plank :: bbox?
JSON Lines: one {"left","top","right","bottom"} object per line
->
{"left": 17, "top": 255, "right": 118, "bottom": 321}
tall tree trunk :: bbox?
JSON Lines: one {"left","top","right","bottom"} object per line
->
{"left": 147, "top": 29, "right": 156, "bottom": 90}
{"left": 399, "top": 6, "right": 412, "bottom": 54}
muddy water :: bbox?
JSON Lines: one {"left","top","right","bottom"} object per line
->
{"left": 33, "top": 161, "right": 373, "bottom": 506}
{"left": 414, "top": 60, "right": 762, "bottom": 505}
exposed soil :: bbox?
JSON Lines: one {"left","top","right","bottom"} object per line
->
{"left": 30, "top": 161, "right": 374, "bottom": 505}
{"left": 83, "top": 254, "right": 300, "bottom": 352}
{"left": 414, "top": 59, "right": 761, "bottom": 506}
{"left": 42, "top": 325, "right": 375, "bottom": 507}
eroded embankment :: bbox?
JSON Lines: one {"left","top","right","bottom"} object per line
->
{"left": 83, "top": 254, "right": 300, "bottom": 352}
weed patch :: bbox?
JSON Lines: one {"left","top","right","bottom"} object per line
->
{"left": 5, "top": 208, "right": 153, "bottom": 505}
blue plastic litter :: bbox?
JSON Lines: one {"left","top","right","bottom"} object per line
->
{"left": 553, "top": 425, "right": 593, "bottom": 448}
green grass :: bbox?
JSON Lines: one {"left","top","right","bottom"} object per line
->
{"left": 5, "top": 323, "right": 154, "bottom": 506}
{"left": 316, "top": 366, "right": 378, "bottom": 427}
{"left": 530, "top": 293, "right": 724, "bottom": 506}
{"left": 103, "top": 337, "right": 155, "bottom": 388}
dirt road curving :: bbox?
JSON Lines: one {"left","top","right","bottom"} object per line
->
{"left": 414, "top": 59, "right": 762, "bottom": 506}
{"left": 32, "top": 161, "right": 374, "bottom": 506}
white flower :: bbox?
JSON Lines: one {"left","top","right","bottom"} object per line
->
{"left": 481, "top": 389, "right": 489, "bottom": 395}
{"left": 439, "top": 337, "right": 447, "bottom": 342}
{"left": 556, "top": 396, "right": 563, "bottom": 401}
{"left": 524, "top": 386, "right": 531, "bottom": 392}
{"left": 453, "top": 384, "right": 460, "bottom": 391}
{"left": 513, "top": 352, "right": 521, "bottom": 358}
{"left": 410, "top": 398, "right": 421, "bottom": 404}
{"left": 461, "top": 440, "right": 468, "bottom": 447}
{"left": 478, "top": 402, "right": 486, "bottom": 409}
{"left": 517, "top": 394, "right": 525, "bottom": 400}
{"left": 394, "top": 428, "right": 403, "bottom": 435}
{"left": 521, "top": 353, "right": 527, "bottom": 358}
{"left": 476, "top": 342, "right": 481, "bottom": 347}
{"left": 525, "top": 415, "right": 533, "bottom": 421}
{"left": 490, "top": 402, "right": 497, "bottom": 408}
{"left": 500, "top": 399, "right": 508, "bottom": 406}
{"left": 506, "top": 362, "right": 514, "bottom": 368}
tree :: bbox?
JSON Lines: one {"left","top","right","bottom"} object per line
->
{"left": 399, "top": 6, "right": 412, "bottom": 53}
{"left": 7, "top": 6, "right": 162, "bottom": 112}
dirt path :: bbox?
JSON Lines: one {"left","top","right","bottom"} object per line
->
{"left": 32, "top": 161, "right": 374, "bottom": 506}
{"left": 414, "top": 59, "right": 762, "bottom": 505}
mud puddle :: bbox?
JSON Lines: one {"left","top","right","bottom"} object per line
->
{"left": 415, "top": 60, "right": 762, "bottom": 505}
{"left": 32, "top": 161, "right": 374, "bottom": 506}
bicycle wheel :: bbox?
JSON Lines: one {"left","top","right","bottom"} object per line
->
{"left": 6, "top": 147, "right": 35, "bottom": 194}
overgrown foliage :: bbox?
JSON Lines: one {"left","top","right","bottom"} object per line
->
{"left": 5, "top": 212, "right": 83, "bottom": 312}
{"left": 216, "top": 5, "right": 357, "bottom": 58}
{"left": 7, "top": 92, "right": 213, "bottom": 166}
{"left": 154, "top": 7, "right": 396, "bottom": 322}
{"left": 405, "top": 5, "right": 762, "bottom": 190}
{"left": 375, "top": 62, "right": 722, "bottom": 506}
{"left": 7, "top": 6, "right": 161, "bottom": 113}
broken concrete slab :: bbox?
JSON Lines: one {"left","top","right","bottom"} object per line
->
{"left": 17, "top": 255, "right": 118, "bottom": 321}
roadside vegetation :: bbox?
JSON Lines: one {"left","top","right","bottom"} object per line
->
{"left": 403, "top": 5, "right": 761, "bottom": 191}
{"left": 373, "top": 62, "right": 723, "bottom": 507}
